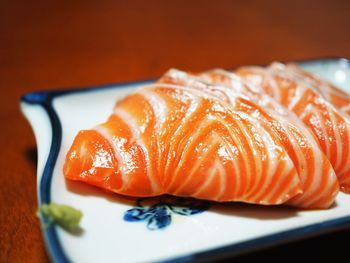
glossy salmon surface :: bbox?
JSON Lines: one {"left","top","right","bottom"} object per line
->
{"left": 237, "top": 63, "right": 350, "bottom": 193}
{"left": 286, "top": 63, "right": 350, "bottom": 116}
{"left": 64, "top": 63, "right": 350, "bottom": 209}
{"left": 158, "top": 69, "right": 338, "bottom": 208}
{"left": 64, "top": 83, "right": 302, "bottom": 205}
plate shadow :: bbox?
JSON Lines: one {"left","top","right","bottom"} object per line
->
{"left": 65, "top": 179, "right": 137, "bottom": 206}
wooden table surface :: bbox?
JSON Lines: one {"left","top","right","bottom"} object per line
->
{"left": 1, "top": 0, "right": 350, "bottom": 262}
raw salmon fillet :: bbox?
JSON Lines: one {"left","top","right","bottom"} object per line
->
{"left": 286, "top": 63, "right": 350, "bottom": 116}
{"left": 157, "top": 69, "right": 338, "bottom": 208}
{"left": 64, "top": 83, "right": 303, "bottom": 205}
{"left": 237, "top": 62, "right": 350, "bottom": 193}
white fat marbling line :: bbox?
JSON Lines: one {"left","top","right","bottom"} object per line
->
{"left": 172, "top": 135, "right": 220, "bottom": 195}
{"left": 277, "top": 118, "right": 316, "bottom": 201}
{"left": 237, "top": 112, "right": 283, "bottom": 202}
{"left": 271, "top": 101, "right": 337, "bottom": 207}
{"left": 239, "top": 113, "right": 281, "bottom": 203}
{"left": 193, "top": 158, "right": 227, "bottom": 200}
{"left": 206, "top": 70, "right": 283, "bottom": 117}
{"left": 200, "top": 69, "right": 258, "bottom": 103}
{"left": 144, "top": 82, "right": 225, "bottom": 103}
{"left": 160, "top": 88, "right": 202, "bottom": 181}
{"left": 171, "top": 119, "right": 213, "bottom": 187}
{"left": 139, "top": 82, "right": 299, "bottom": 203}
{"left": 338, "top": 121, "right": 350, "bottom": 176}
{"left": 287, "top": 84, "right": 304, "bottom": 111}
{"left": 165, "top": 69, "right": 235, "bottom": 104}
{"left": 272, "top": 66, "right": 344, "bottom": 205}
{"left": 215, "top": 151, "right": 227, "bottom": 200}
{"left": 211, "top": 69, "right": 264, "bottom": 97}
{"left": 192, "top": 158, "right": 221, "bottom": 197}
{"left": 113, "top": 108, "right": 159, "bottom": 193}
{"left": 143, "top": 83, "right": 232, "bottom": 194}
{"left": 271, "top": 63, "right": 320, "bottom": 103}
{"left": 188, "top": 67, "right": 336, "bottom": 205}
{"left": 304, "top": 106, "right": 332, "bottom": 159}
{"left": 285, "top": 110, "right": 337, "bottom": 207}
{"left": 213, "top": 117, "right": 255, "bottom": 199}
{"left": 137, "top": 88, "right": 169, "bottom": 180}
{"left": 266, "top": 72, "right": 282, "bottom": 102}
{"left": 207, "top": 85, "right": 236, "bottom": 104}
{"left": 137, "top": 89, "right": 168, "bottom": 134}
{"left": 93, "top": 126, "right": 126, "bottom": 187}
{"left": 219, "top": 137, "right": 242, "bottom": 199}
{"left": 206, "top": 66, "right": 322, "bottom": 200}
{"left": 302, "top": 167, "right": 336, "bottom": 208}
{"left": 329, "top": 110, "right": 343, "bottom": 171}
{"left": 288, "top": 63, "right": 349, "bottom": 101}
{"left": 229, "top": 113, "right": 262, "bottom": 197}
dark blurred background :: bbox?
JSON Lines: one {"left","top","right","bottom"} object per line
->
{"left": 2, "top": 0, "right": 350, "bottom": 89}
{"left": 1, "top": 0, "right": 350, "bottom": 262}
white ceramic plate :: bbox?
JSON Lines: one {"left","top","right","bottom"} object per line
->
{"left": 21, "top": 58, "right": 350, "bottom": 263}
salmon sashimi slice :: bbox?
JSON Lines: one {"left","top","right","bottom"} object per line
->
{"left": 64, "top": 83, "right": 303, "bottom": 205}
{"left": 157, "top": 69, "right": 338, "bottom": 208}
{"left": 286, "top": 63, "right": 350, "bottom": 116}
{"left": 237, "top": 63, "right": 350, "bottom": 193}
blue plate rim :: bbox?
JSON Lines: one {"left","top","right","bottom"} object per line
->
{"left": 21, "top": 57, "right": 350, "bottom": 263}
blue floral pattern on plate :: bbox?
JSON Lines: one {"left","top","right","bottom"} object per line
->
{"left": 123, "top": 196, "right": 210, "bottom": 230}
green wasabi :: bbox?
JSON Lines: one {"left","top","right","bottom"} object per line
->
{"left": 37, "top": 203, "right": 83, "bottom": 232}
